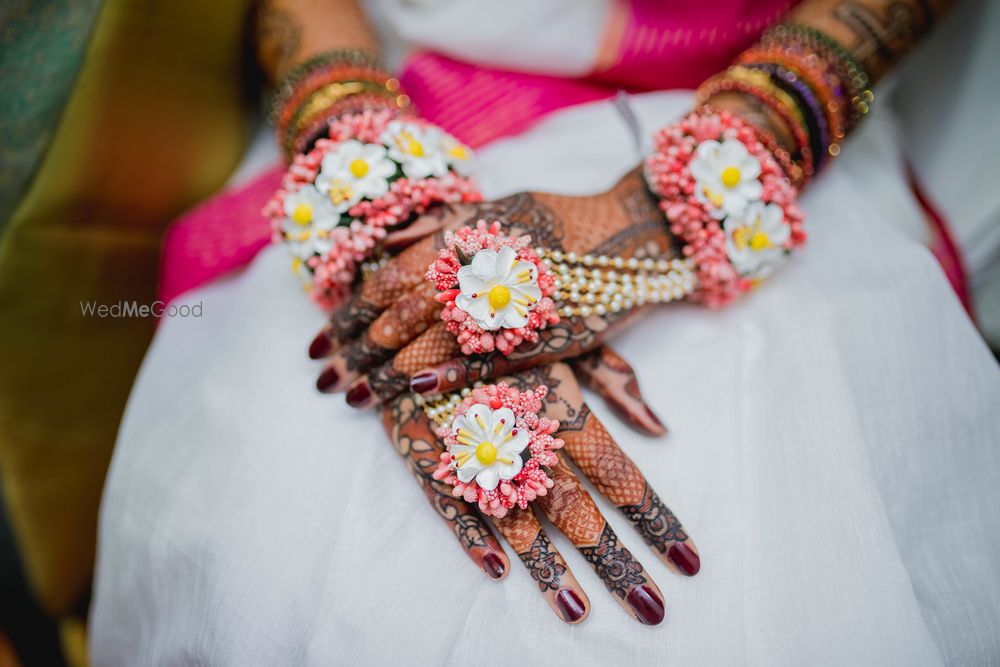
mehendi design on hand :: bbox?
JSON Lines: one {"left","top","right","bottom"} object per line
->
{"left": 577, "top": 523, "right": 647, "bottom": 599}
{"left": 519, "top": 531, "right": 568, "bottom": 592}
{"left": 619, "top": 483, "right": 689, "bottom": 554}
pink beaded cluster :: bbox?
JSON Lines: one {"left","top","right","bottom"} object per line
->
{"left": 644, "top": 108, "right": 806, "bottom": 308}
{"left": 432, "top": 383, "right": 563, "bottom": 518}
{"left": 426, "top": 220, "right": 559, "bottom": 355}
{"left": 263, "top": 108, "right": 482, "bottom": 309}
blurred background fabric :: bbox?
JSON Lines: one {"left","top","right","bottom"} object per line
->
{"left": 0, "top": 0, "right": 253, "bottom": 624}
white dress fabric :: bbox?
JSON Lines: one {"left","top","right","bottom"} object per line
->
{"left": 89, "top": 90, "right": 1000, "bottom": 665}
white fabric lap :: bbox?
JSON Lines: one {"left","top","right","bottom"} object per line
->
{"left": 89, "top": 93, "right": 1000, "bottom": 666}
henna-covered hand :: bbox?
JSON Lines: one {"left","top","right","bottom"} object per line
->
{"left": 379, "top": 362, "right": 699, "bottom": 625}
{"left": 312, "top": 167, "right": 681, "bottom": 412}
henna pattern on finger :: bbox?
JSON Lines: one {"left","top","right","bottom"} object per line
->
{"left": 329, "top": 296, "right": 382, "bottom": 345}
{"left": 619, "top": 483, "right": 689, "bottom": 554}
{"left": 577, "top": 524, "right": 647, "bottom": 599}
{"left": 519, "top": 531, "right": 568, "bottom": 593}
{"left": 341, "top": 333, "right": 394, "bottom": 374}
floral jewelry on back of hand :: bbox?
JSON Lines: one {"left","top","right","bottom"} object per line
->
{"left": 428, "top": 383, "right": 563, "bottom": 518}
{"left": 264, "top": 108, "right": 482, "bottom": 308}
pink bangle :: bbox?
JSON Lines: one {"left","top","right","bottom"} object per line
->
{"left": 644, "top": 108, "right": 807, "bottom": 308}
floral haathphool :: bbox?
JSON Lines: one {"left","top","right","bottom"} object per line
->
{"left": 426, "top": 220, "right": 559, "bottom": 355}
{"left": 432, "top": 383, "right": 563, "bottom": 518}
{"left": 644, "top": 107, "right": 806, "bottom": 308}
{"left": 264, "top": 108, "right": 482, "bottom": 308}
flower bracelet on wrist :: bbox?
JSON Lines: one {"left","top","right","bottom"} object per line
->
{"left": 264, "top": 107, "right": 483, "bottom": 308}
{"left": 424, "top": 107, "right": 806, "bottom": 360}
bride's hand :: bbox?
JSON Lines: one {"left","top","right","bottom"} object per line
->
{"left": 310, "top": 167, "right": 679, "bottom": 410}
{"left": 381, "top": 362, "right": 699, "bottom": 625}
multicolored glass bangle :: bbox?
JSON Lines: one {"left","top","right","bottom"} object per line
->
{"left": 264, "top": 108, "right": 482, "bottom": 308}
{"left": 644, "top": 107, "right": 806, "bottom": 307}
{"left": 427, "top": 382, "right": 564, "bottom": 518}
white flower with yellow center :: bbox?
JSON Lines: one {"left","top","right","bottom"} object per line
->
{"left": 436, "top": 131, "right": 474, "bottom": 176}
{"left": 281, "top": 185, "right": 340, "bottom": 268}
{"left": 380, "top": 120, "right": 449, "bottom": 179}
{"left": 315, "top": 140, "right": 396, "bottom": 212}
{"left": 450, "top": 404, "right": 530, "bottom": 491}
{"left": 455, "top": 246, "right": 542, "bottom": 330}
{"left": 724, "top": 201, "right": 790, "bottom": 278}
{"left": 690, "top": 138, "right": 763, "bottom": 219}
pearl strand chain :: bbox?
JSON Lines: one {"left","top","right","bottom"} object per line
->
{"left": 417, "top": 382, "right": 483, "bottom": 425}
{"left": 535, "top": 248, "right": 697, "bottom": 318}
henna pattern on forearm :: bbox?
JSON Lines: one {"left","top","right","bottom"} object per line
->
{"left": 254, "top": 0, "right": 302, "bottom": 83}
{"left": 577, "top": 523, "right": 647, "bottom": 599}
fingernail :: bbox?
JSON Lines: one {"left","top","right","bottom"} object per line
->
{"left": 555, "top": 589, "right": 586, "bottom": 623}
{"left": 316, "top": 367, "right": 340, "bottom": 392}
{"left": 482, "top": 552, "right": 505, "bottom": 580}
{"left": 345, "top": 381, "right": 373, "bottom": 408}
{"left": 644, "top": 405, "right": 667, "bottom": 433}
{"left": 668, "top": 542, "right": 700, "bottom": 576}
{"left": 410, "top": 371, "right": 438, "bottom": 395}
{"left": 308, "top": 331, "right": 332, "bottom": 359}
{"left": 627, "top": 585, "right": 665, "bottom": 625}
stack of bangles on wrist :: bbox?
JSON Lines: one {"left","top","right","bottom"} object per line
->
{"left": 270, "top": 48, "right": 412, "bottom": 161}
{"left": 698, "top": 22, "right": 874, "bottom": 181}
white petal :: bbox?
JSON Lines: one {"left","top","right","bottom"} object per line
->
{"left": 508, "top": 283, "right": 542, "bottom": 305}
{"left": 695, "top": 139, "right": 722, "bottom": 163}
{"left": 457, "top": 460, "right": 484, "bottom": 484}
{"left": 737, "top": 179, "right": 763, "bottom": 203}
{"left": 722, "top": 191, "right": 748, "bottom": 218}
{"left": 470, "top": 249, "right": 499, "bottom": 280}
{"left": 456, "top": 293, "right": 491, "bottom": 321}
{"left": 739, "top": 153, "right": 761, "bottom": 180}
{"left": 478, "top": 308, "right": 503, "bottom": 331}
{"left": 719, "top": 138, "right": 748, "bottom": 165}
{"left": 500, "top": 428, "right": 530, "bottom": 455}
{"left": 361, "top": 143, "right": 387, "bottom": 161}
{"left": 495, "top": 456, "right": 523, "bottom": 481}
{"left": 494, "top": 247, "right": 519, "bottom": 279}
{"left": 475, "top": 467, "right": 500, "bottom": 491}
{"left": 498, "top": 307, "right": 529, "bottom": 330}
{"left": 489, "top": 408, "right": 516, "bottom": 436}
{"left": 464, "top": 405, "right": 494, "bottom": 440}
{"left": 457, "top": 266, "right": 488, "bottom": 295}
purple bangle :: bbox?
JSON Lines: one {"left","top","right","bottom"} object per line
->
{"left": 748, "top": 62, "right": 831, "bottom": 172}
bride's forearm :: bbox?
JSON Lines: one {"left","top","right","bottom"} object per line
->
{"left": 705, "top": 0, "right": 956, "bottom": 173}
{"left": 254, "top": 0, "right": 378, "bottom": 84}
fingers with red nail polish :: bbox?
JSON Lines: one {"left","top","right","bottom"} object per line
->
{"left": 492, "top": 508, "right": 590, "bottom": 624}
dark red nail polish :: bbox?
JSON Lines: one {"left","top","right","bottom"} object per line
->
{"left": 316, "top": 367, "right": 340, "bottom": 392}
{"left": 410, "top": 372, "right": 438, "bottom": 394}
{"left": 309, "top": 331, "right": 332, "bottom": 359}
{"left": 555, "top": 589, "right": 586, "bottom": 622}
{"left": 668, "top": 542, "right": 700, "bottom": 576}
{"left": 644, "top": 405, "right": 667, "bottom": 432}
{"left": 482, "top": 553, "right": 505, "bottom": 579}
{"left": 627, "top": 585, "right": 665, "bottom": 625}
{"left": 345, "top": 381, "right": 372, "bottom": 408}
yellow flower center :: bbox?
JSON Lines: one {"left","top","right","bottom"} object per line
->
{"left": 749, "top": 230, "right": 772, "bottom": 251}
{"left": 448, "top": 144, "right": 469, "bottom": 160}
{"left": 292, "top": 203, "right": 313, "bottom": 225}
{"left": 349, "top": 159, "right": 369, "bottom": 178}
{"left": 328, "top": 181, "right": 354, "bottom": 205}
{"left": 721, "top": 166, "right": 741, "bottom": 188}
{"left": 406, "top": 139, "right": 424, "bottom": 156}
{"left": 475, "top": 441, "right": 497, "bottom": 465}
{"left": 488, "top": 285, "right": 511, "bottom": 310}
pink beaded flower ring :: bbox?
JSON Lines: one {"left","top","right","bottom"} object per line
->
{"left": 425, "top": 220, "right": 560, "bottom": 356}
{"left": 264, "top": 108, "right": 482, "bottom": 308}
{"left": 644, "top": 108, "right": 807, "bottom": 308}
{"left": 430, "top": 383, "right": 563, "bottom": 518}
